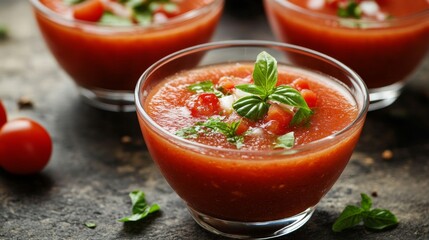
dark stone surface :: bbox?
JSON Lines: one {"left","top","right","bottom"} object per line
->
{"left": 0, "top": 0, "right": 428, "bottom": 239}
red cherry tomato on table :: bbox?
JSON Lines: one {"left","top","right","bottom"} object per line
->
{"left": 0, "top": 101, "right": 6, "bottom": 128}
{"left": 0, "top": 118, "right": 52, "bottom": 175}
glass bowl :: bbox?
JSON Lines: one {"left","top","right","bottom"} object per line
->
{"left": 264, "top": 0, "right": 429, "bottom": 110}
{"left": 135, "top": 40, "right": 369, "bottom": 239}
{"left": 30, "top": 0, "right": 224, "bottom": 111}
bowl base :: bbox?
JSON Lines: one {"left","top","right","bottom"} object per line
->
{"left": 368, "top": 82, "right": 404, "bottom": 111}
{"left": 78, "top": 87, "right": 135, "bottom": 112}
{"left": 188, "top": 206, "right": 315, "bottom": 239}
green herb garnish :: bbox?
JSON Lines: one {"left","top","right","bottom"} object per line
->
{"left": 232, "top": 51, "right": 312, "bottom": 124}
{"left": 332, "top": 193, "right": 399, "bottom": 232}
{"left": 122, "top": 0, "right": 178, "bottom": 26}
{"left": 188, "top": 81, "right": 223, "bottom": 98}
{"left": 176, "top": 117, "right": 244, "bottom": 149}
{"left": 84, "top": 221, "right": 97, "bottom": 229}
{"left": 337, "top": 1, "right": 362, "bottom": 19}
{"left": 274, "top": 132, "right": 295, "bottom": 149}
{"left": 118, "top": 190, "right": 160, "bottom": 222}
{"left": 0, "top": 25, "right": 8, "bottom": 40}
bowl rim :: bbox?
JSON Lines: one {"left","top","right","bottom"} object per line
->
{"left": 29, "top": 0, "right": 224, "bottom": 32}
{"left": 134, "top": 40, "right": 369, "bottom": 157}
{"left": 266, "top": 0, "right": 429, "bottom": 28}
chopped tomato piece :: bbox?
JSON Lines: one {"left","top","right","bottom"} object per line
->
{"left": 291, "top": 78, "right": 310, "bottom": 91}
{"left": 301, "top": 89, "right": 318, "bottom": 108}
{"left": 73, "top": 0, "right": 104, "bottom": 22}
{"left": 217, "top": 78, "right": 235, "bottom": 92}
{"left": 235, "top": 119, "right": 250, "bottom": 135}
{"left": 264, "top": 104, "right": 293, "bottom": 135}
{"left": 187, "top": 93, "right": 220, "bottom": 117}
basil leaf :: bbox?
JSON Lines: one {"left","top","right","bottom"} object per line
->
{"left": 269, "top": 86, "right": 312, "bottom": 126}
{"left": 233, "top": 95, "right": 270, "bottom": 121}
{"left": 363, "top": 209, "right": 398, "bottom": 230}
{"left": 253, "top": 51, "right": 277, "bottom": 94}
{"left": 274, "top": 132, "right": 295, "bottom": 149}
{"left": 118, "top": 204, "right": 160, "bottom": 222}
{"left": 235, "top": 84, "right": 266, "bottom": 97}
{"left": 175, "top": 126, "right": 201, "bottom": 139}
{"left": 291, "top": 108, "right": 313, "bottom": 126}
{"left": 360, "top": 193, "right": 372, "bottom": 211}
{"left": 84, "top": 222, "right": 96, "bottom": 229}
{"left": 269, "top": 85, "right": 308, "bottom": 108}
{"left": 130, "top": 190, "right": 148, "bottom": 214}
{"left": 332, "top": 205, "right": 364, "bottom": 232}
{"left": 333, "top": 193, "right": 399, "bottom": 233}
{"left": 118, "top": 190, "right": 160, "bottom": 222}
{"left": 188, "top": 81, "right": 223, "bottom": 98}
{"left": 338, "top": 1, "right": 362, "bottom": 19}
{"left": 188, "top": 81, "right": 214, "bottom": 93}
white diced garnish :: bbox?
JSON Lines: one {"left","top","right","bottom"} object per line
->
{"left": 153, "top": 13, "right": 169, "bottom": 24}
{"left": 360, "top": 1, "right": 380, "bottom": 17}
{"left": 219, "top": 95, "right": 235, "bottom": 114}
{"left": 247, "top": 127, "right": 264, "bottom": 136}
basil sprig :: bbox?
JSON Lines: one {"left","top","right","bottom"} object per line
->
{"left": 332, "top": 193, "right": 399, "bottom": 232}
{"left": 118, "top": 190, "right": 160, "bottom": 222}
{"left": 232, "top": 51, "right": 312, "bottom": 124}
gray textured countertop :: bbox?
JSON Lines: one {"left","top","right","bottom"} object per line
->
{"left": 1, "top": 1, "right": 428, "bottom": 239}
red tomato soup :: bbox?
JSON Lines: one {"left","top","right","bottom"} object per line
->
{"left": 32, "top": 0, "right": 223, "bottom": 91}
{"left": 138, "top": 62, "right": 365, "bottom": 221}
{"left": 265, "top": 0, "right": 429, "bottom": 89}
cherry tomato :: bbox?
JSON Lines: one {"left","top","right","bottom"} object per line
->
{"left": 187, "top": 93, "right": 221, "bottom": 117}
{"left": 301, "top": 89, "right": 318, "bottom": 108}
{"left": 73, "top": 0, "right": 104, "bottom": 22}
{"left": 264, "top": 104, "right": 293, "bottom": 135}
{"left": 0, "top": 118, "right": 52, "bottom": 175}
{"left": 0, "top": 101, "right": 6, "bottom": 128}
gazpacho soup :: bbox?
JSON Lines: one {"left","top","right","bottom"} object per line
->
{"left": 265, "top": 0, "right": 429, "bottom": 109}
{"left": 137, "top": 50, "right": 366, "bottom": 222}
{"left": 31, "top": 0, "right": 223, "bottom": 110}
